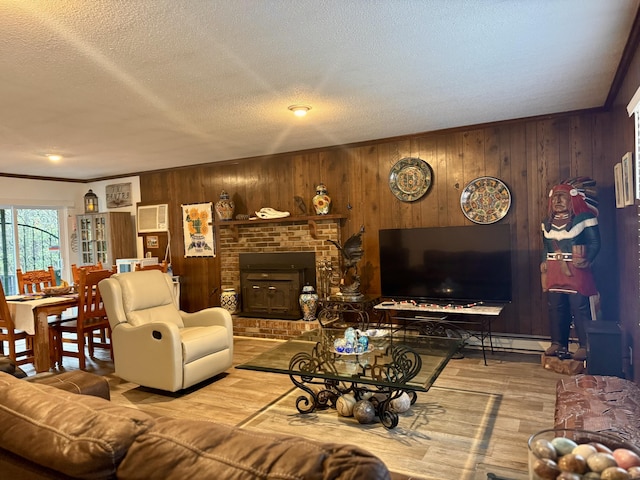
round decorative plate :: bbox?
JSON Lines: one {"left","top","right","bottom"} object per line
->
{"left": 460, "top": 177, "right": 511, "bottom": 224}
{"left": 388, "top": 157, "right": 433, "bottom": 202}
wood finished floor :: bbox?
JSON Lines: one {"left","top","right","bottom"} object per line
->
{"left": 17, "top": 337, "right": 566, "bottom": 478}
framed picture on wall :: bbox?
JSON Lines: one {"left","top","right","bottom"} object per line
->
{"left": 622, "top": 152, "right": 634, "bottom": 206}
{"left": 614, "top": 162, "right": 624, "bottom": 208}
{"left": 105, "top": 182, "right": 132, "bottom": 208}
{"left": 146, "top": 235, "right": 159, "bottom": 249}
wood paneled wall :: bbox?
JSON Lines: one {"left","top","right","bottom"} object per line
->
{"left": 609, "top": 39, "right": 640, "bottom": 381}
{"left": 140, "top": 109, "right": 621, "bottom": 340}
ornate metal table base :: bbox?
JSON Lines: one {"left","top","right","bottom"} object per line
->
{"left": 374, "top": 303, "right": 504, "bottom": 366}
{"left": 398, "top": 317, "right": 493, "bottom": 365}
{"left": 409, "top": 318, "right": 471, "bottom": 340}
{"left": 287, "top": 341, "right": 421, "bottom": 429}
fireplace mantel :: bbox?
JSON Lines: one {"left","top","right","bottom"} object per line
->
{"left": 216, "top": 214, "right": 346, "bottom": 241}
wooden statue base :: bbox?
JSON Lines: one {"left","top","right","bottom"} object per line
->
{"left": 541, "top": 353, "right": 585, "bottom": 375}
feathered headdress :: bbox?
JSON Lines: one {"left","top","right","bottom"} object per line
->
{"left": 548, "top": 176, "right": 598, "bottom": 217}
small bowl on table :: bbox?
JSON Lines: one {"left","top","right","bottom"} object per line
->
{"left": 528, "top": 428, "right": 640, "bottom": 479}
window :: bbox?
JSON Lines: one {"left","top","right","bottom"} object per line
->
{"left": 0, "top": 207, "right": 63, "bottom": 295}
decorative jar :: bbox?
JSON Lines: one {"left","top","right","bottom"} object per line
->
{"left": 215, "top": 191, "right": 235, "bottom": 221}
{"left": 220, "top": 288, "right": 239, "bottom": 314}
{"left": 299, "top": 284, "right": 319, "bottom": 321}
{"left": 312, "top": 184, "right": 331, "bottom": 215}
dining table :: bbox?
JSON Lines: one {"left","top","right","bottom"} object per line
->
{"left": 6, "top": 293, "right": 79, "bottom": 372}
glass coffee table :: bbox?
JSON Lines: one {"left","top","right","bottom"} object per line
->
{"left": 236, "top": 328, "right": 463, "bottom": 429}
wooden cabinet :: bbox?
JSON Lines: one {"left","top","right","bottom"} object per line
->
{"left": 77, "top": 212, "right": 135, "bottom": 268}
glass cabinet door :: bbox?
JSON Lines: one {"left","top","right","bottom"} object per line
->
{"left": 94, "top": 215, "right": 108, "bottom": 264}
{"left": 79, "top": 215, "right": 95, "bottom": 265}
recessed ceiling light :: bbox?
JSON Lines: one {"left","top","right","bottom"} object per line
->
{"left": 288, "top": 105, "right": 311, "bottom": 117}
{"left": 46, "top": 154, "right": 62, "bottom": 162}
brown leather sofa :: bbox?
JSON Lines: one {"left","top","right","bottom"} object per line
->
{"left": 554, "top": 374, "right": 640, "bottom": 446}
{"left": 0, "top": 370, "right": 413, "bottom": 480}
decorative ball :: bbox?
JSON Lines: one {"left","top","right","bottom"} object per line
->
{"left": 353, "top": 400, "right": 376, "bottom": 424}
{"left": 390, "top": 392, "right": 411, "bottom": 413}
{"left": 336, "top": 394, "right": 357, "bottom": 417}
{"left": 532, "top": 438, "right": 558, "bottom": 461}
{"left": 360, "top": 391, "right": 374, "bottom": 401}
{"left": 613, "top": 448, "right": 640, "bottom": 470}
{"left": 551, "top": 437, "right": 578, "bottom": 456}
{"left": 557, "top": 453, "right": 587, "bottom": 475}
{"left": 587, "top": 453, "right": 617, "bottom": 473}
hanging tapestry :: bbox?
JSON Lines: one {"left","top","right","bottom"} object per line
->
{"left": 182, "top": 202, "right": 215, "bottom": 257}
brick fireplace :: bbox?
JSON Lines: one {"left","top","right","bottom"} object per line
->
{"left": 217, "top": 217, "right": 342, "bottom": 338}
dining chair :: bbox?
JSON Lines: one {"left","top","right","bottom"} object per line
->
{"left": 16, "top": 266, "right": 57, "bottom": 294}
{"left": 16, "top": 266, "right": 75, "bottom": 367}
{"left": 0, "top": 281, "right": 35, "bottom": 366}
{"left": 52, "top": 269, "right": 114, "bottom": 370}
{"left": 135, "top": 260, "right": 169, "bottom": 273}
{"left": 71, "top": 262, "right": 108, "bottom": 344}
{"left": 71, "top": 262, "right": 103, "bottom": 285}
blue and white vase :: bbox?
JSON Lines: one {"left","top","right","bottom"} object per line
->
{"left": 299, "top": 285, "right": 319, "bottom": 321}
{"left": 220, "top": 288, "right": 239, "bottom": 314}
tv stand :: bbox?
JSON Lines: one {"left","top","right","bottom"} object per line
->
{"left": 373, "top": 300, "right": 505, "bottom": 365}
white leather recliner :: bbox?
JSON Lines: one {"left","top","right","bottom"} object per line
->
{"left": 99, "top": 270, "right": 233, "bottom": 392}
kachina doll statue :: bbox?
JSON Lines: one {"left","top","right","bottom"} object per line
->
{"left": 540, "top": 177, "right": 600, "bottom": 362}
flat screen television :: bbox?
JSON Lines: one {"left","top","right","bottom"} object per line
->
{"left": 379, "top": 224, "right": 512, "bottom": 305}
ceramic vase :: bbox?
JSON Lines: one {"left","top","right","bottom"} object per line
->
{"left": 220, "top": 288, "right": 238, "bottom": 314}
{"left": 215, "top": 191, "right": 235, "bottom": 221}
{"left": 298, "top": 285, "right": 319, "bottom": 321}
{"left": 312, "top": 184, "right": 331, "bottom": 215}
{"left": 191, "top": 233, "right": 206, "bottom": 253}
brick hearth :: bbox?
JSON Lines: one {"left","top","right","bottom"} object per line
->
{"left": 232, "top": 316, "right": 320, "bottom": 339}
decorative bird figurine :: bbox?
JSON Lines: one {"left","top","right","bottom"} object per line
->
{"left": 328, "top": 225, "right": 365, "bottom": 270}
{"left": 294, "top": 195, "right": 307, "bottom": 215}
{"left": 328, "top": 226, "right": 365, "bottom": 299}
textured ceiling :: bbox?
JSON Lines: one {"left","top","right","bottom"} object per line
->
{"left": 0, "top": 0, "right": 638, "bottom": 181}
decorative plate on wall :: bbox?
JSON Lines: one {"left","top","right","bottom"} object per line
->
{"left": 388, "top": 157, "right": 433, "bottom": 202}
{"left": 460, "top": 176, "right": 511, "bottom": 224}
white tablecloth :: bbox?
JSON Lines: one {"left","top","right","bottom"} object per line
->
{"left": 6, "top": 295, "right": 76, "bottom": 335}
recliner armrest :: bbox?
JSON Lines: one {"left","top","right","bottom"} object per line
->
{"left": 181, "top": 307, "right": 232, "bottom": 330}
{"left": 113, "top": 321, "right": 182, "bottom": 351}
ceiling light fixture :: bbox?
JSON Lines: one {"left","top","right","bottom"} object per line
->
{"left": 288, "top": 105, "right": 311, "bottom": 117}
{"left": 46, "top": 154, "right": 62, "bottom": 162}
